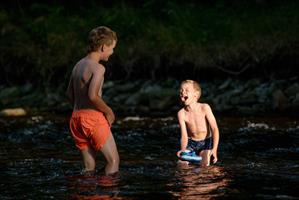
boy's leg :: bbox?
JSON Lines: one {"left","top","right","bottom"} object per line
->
{"left": 101, "top": 133, "right": 119, "bottom": 175}
{"left": 81, "top": 147, "right": 96, "bottom": 172}
{"left": 200, "top": 150, "right": 211, "bottom": 167}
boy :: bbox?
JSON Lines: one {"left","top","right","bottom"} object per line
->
{"left": 177, "top": 80, "right": 219, "bottom": 166}
{"left": 66, "top": 26, "right": 119, "bottom": 175}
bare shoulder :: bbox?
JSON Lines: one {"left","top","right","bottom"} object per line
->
{"left": 98, "top": 63, "right": 106, "bottom": 72}
{"left": 199, "top": 103, "right": 212, "bottom": 113}
{"left": 91, "top": 62, "right": 105, "bottom": 75}
{"left": 177, "top": 108, "right": 185, "bottom": 118}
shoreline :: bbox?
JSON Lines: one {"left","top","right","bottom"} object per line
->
{"left": 1, "top": 78, "right": 298, "bottom": 118}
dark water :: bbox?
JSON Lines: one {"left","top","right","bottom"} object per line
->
{"left": 0, "top": 115, "right": 298, "bottom": 199}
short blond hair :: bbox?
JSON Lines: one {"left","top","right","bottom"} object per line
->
{"left": 87, "top": 26, "right": 117, "bottom": 53}
{"left": 181, "top": 80, "right": 201, "bottom": 100}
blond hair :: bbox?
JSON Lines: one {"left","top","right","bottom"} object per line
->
{"left": 87, "top": 26, "right": 117, "bottom": 53}
{"left": 181, "top": 80, "right": 201, "bottom": 100}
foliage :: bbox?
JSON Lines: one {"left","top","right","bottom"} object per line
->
{"left": 0, "top": 0, "right": 299, "bottom": 89}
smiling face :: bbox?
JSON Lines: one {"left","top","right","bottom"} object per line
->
{"left": 179, "top": 81, "right": 200, "bottom": 106}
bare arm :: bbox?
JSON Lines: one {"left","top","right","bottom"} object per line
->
{"left": 177, "top": 110, "right": 188, "bottom": 157}
{"left": 66, "top": 75, "right": 74, "bottom": 105}
{"left": 204, "top": 104, "right": 219, "bottom": 163}
{"left": 88, "top": 67, "right": 115, "bottom": 125}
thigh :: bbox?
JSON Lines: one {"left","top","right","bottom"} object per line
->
{"left": 81, "top": 147, "right": 96, "bottom": 159}
{"left": 90, "top": 122, "right": 111, "bottom": 151}
{"left": 100, "top": 133, "right": 119, "bottom": 162}
{"left": 200, "top": 150, "right": 211, "bottom": 167}
{"left": 70, "top": 117, "right": 89, "bottom": 150}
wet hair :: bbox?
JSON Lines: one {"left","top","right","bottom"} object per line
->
{"left": 181, "top": 80, "right": 202, "bottom": 99}
{"left": 87, "top": 26, "right": 117, "bottom": 53}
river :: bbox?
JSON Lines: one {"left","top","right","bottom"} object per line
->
{"left": 0, "top": 114, "right": 298, "bottom": 199}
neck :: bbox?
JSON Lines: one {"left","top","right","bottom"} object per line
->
{"left": 86, "top": 52, "right": 101, "bottom": 62}
{"left": 185, "top": 101, "right": 197, "bottom": 111}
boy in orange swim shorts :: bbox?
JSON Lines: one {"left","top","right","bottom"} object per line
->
{"left": 66, "top": 26, "right": 119, "bottom": 175}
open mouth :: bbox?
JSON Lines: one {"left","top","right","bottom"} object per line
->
{"left": 183, "top": 96, "right": 188, "bottom": 101}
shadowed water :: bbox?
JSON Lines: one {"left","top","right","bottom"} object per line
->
{"left": 0, "top": 115, "right": 298, "bottom": 199}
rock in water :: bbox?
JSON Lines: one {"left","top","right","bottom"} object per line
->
{"left": 0, "top": 108, "right": 27, "bottom": 116}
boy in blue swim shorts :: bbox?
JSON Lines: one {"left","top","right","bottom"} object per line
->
{"left": 177, "top": 80, "right": 220, "bottom": 166}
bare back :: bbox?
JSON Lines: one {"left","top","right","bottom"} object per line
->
{"left": 71, "top": 57, "right": 105, "bottom": 111}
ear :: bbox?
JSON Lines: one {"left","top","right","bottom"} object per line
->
{"left": 100, "top": 45, "right": 104, "bottom": 52}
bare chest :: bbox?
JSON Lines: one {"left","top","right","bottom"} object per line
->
{"left": 185, "top": 112, "right": 208, "bottom": 133}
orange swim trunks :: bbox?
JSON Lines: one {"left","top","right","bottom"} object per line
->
{"left": 69, "top": 109, "right": 111, "bottom": 151}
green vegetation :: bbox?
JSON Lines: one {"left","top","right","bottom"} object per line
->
{"left": 1, "top": 0, "right": 299, "bottom": 90}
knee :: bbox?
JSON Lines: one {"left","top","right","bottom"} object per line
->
{"left": 113, "top": 154, "right": 120, "bottom": 165}
{"left": 201, "top": 159, "right": 210, "bottom": 167}
{"left": 84, "top": 160, "right": 96, "bottom": 171}
{"left": 107, "top": 154, "right": 119, "bottom": 165}
{"left": 86, "top": 159, "right": 96, "bottom": 166}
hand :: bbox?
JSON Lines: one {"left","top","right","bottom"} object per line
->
{"left": 177, "top": 150, "right": 184, "bottom": 158}
{"left": 209, "top": 149, "right": 218, "bottom": 164}
{"left": 105, "top": 109, "right": 115, "bottom": 126}
{"left": 176, "top": 149, "right": 189, "bottom": 158}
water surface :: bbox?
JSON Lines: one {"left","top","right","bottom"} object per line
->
{"left": 0, "top": 115, "right": 298, "bottom": 199}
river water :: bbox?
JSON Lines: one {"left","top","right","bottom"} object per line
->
{"left": 0, "top": 114, "right": 298, "bottom": 199}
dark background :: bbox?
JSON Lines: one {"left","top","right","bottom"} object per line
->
{"left": 1, "top": 0, "right": 298, "bottom": 84}
{"left": 0, "top": 0, "right": 298, "bottom": 115}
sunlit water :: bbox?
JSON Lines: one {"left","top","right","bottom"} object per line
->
{"left": 0, "top": 115, "right": 298, "bottom": 199}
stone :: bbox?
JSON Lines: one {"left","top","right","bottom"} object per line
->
{"left": 0, "top": 108, "right": 27, "bottom": 116}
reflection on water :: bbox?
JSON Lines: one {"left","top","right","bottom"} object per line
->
{"left": 66, "top": 173, "right": 122, "bottom": 199}
{"left": 170, "top": 164, "right": 230, "bottom": 200}
{"left": 0, "top": 115, "right": 298, "bottom": 199}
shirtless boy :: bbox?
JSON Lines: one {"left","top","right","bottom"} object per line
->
{"left": 66, "top": 26, "right": 119, "bottom": 175}
{"left": 177, "top": 80, "right": 219, "bottom": 166}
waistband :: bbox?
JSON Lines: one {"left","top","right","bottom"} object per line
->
{"left": 189, "top": 137, "right": 211, "bottom": 143}
{"left": 71, "top": 109, "right": 105, "bottom": 118}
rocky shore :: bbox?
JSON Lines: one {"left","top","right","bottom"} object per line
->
{"left": 0, "top": 78, "right": 298, "bottom": 117}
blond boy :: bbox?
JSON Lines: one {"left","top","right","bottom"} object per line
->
{"left": 177, "top": 80, "right": 219, "bottom": 166}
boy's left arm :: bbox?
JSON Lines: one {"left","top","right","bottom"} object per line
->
{"left": 205, "top": 104, "right": 219, "bottom": 164}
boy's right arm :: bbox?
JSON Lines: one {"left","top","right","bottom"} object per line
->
{"left": 93, "top": 98, "right": 115, "bottom": 126}
{"left": 88, "top": 67, "right": 115, "bottom": 126}
{"left": 177, "top": 110, "right": 188, "bottom": 157}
